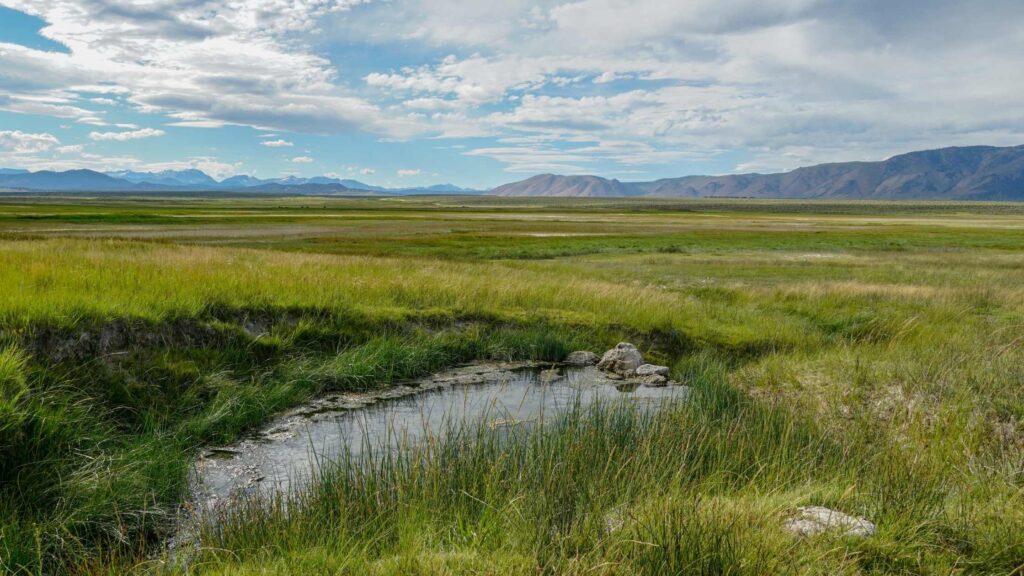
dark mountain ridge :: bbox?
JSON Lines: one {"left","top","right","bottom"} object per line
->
{"left": 4, "top": 145, "right": 1023, "bottom": 199}
{"left": 494, "top": 145, "right": 1024, "bottom": 200}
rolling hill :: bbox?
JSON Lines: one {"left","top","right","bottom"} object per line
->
{"left": 491, "top": 174, "right": 638, "bottom": 197}
{"left": 492, "top": 145, "right": 1024, "bottom": 200}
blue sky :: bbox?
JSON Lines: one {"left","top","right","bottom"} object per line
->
{"left": 1, "top": 0, "right": 1023, "bottom": 189}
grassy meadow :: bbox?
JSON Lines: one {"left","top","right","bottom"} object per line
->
{"left": 0, "top": 195, "right": 1021, "bottom": 574}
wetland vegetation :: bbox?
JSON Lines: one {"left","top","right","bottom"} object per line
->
{"left": 0, "top": 195, "right": 1022, "bottom": 574}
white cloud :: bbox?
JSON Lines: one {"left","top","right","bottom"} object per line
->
{"left": 548, "top": 0, "right": 820, "bottom": 49}
{"left": 343, "top": 0, "right": 1024, "bottom": 173}
{"left": 402, "top": 97, "right": 459, "bottom": 111}
{"left": 360, "top": 168, "right": 376, "bottom": 175}
{"left": 397, "top": 168, "right": 421, "bottom": 177}
{"left": 137, "top": 157, "right": 242, "bottom": 180}
{"left": 0, "top": 143, "right": 239, "bottom": 179}
{"left": 262, "top": 139, "right": 294, "bottom": 147}
{"left": 465, "top": 145, "right": 591, "bottom": 173}
{"left": 4, "top": 0, "right": 1024, "bottom": 177}
{"left": 0, "top": 130, "right": 60, "bottom": 154}
{"left": 0, "top": 0, "right": 422, "bottom": 138}
{"left": 291, "top": 156, "right": 314, "bottom": 163}
{"left": 89, "top": 128, "right": 165, "bottom": 141}
{"left": 167, "top": 119, "right": 229, "bottom": 128}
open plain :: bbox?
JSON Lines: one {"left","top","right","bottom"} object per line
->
{"left": 1, "top": 196, "right": 1022, "bottom": 575}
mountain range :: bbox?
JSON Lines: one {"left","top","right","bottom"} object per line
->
{"left": 0, "top": 168, "right": 479, "bottom": 195}
{"left": 3, "top": 145, "right": 1024, "bottom": 199}
{"left": 492, "top": 145, "right": 1024, "bottom": 200}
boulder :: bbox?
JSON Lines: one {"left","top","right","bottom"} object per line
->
{"left": 564, "top": 351, "right": 600, "bottom": 366}
{"left": 639, "top": 374, "right": 668, "bottom": 387}
{"left": 784, "top": 506, "right": 876, "bottom": 538}
{"left": 635, "top": 364, "right": 670, "bottom": 377}
{"left": 597, "top": 343, "right": 644, "bottom": 375}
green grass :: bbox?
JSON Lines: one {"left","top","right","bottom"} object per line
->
{"left": 1, "top": 323, "right": 586, "bottom": 575}
{"left": 172, "top": 358, "right": 1021, "bottom": 575}
{"left": 0, "top": 196, "right": 1022, "bottom": 574}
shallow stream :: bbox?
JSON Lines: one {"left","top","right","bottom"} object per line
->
{"left": 188, "top": 362, "right": 688, "bottom": 516}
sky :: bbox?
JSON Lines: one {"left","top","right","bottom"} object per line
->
{"left": 0, "top": 0, "right": 1023, "bottom": 189}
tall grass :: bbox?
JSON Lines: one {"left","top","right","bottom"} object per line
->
{"left": 181, "top": 354, "right": 1021, "bottom": 575}
{"left": 1, "top": 199, "right": 1022, "bottom": 574}
{"left": 0, "top": 325, "right": 585, "bottom": 575}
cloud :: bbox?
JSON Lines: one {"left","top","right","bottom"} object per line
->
{"left": 344, "top": 0, "right": 1024, "bottom": 174}
{"left": 89, "top": 128, "right": 165, "bottom": 141}
{"left": 166, "top": 119, "right": 229, "bottom": 128}
{"left": 548, "top": 0, "right": 820, "bottom": 49}
{"left": 262, "top": 139, "right": 294, "bottom": 147}
{"left": 0, "top": 94, "right": 98, "bottom": 122}
{"left": 397, "top": 168, "right": 421, "bottom": 177}
{"left": 360, "top": 168, "right": 376, "bottom": 175}
{"left": 1, "top": 0, "right": 421, "bottom": 138}
{"left": 137, "top": 157, "right": 242, "bottom": 180}
{"left": 2, "top": 146, "right": 241, "bottom": 179}
{"left": 465, "top": 145, "right": 592, "bottom": 173}
{"left": 5, "top": 0, "right": 1024, "bottom": 178}
{"left": 291, "top": 156, "right": 314, "bottom": 163}
{"left": 0, "top": 130, "right": 60, "bottom": 153}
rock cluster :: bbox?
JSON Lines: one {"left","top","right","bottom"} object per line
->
{"left": 634, "top": 363, "right": 671, "bottom": 386}
{"left": 784, "top": 506, "right": 876, "bottom": 538}
{"left": 565, "top": 343, "right": 680, "bottom": 387}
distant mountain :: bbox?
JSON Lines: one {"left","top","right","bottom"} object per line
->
{"left": 491, "top": 174, "right": 638, "bottom": 197}
{"left": 303, "top": 176, "right": 342, "bottom": 186}
{"left": 219, "top": 175, "right": 266, "bottom": 187}
{"left": 338, "top": 179, "right": 388, "bottom": 192}
{"left": 417, "top": 183, "right": 477, "bottom": 193}
{"left": 243, "top": 182, "right": 371, "bottom": 195}
{"left": 0, "top": 168, "right": 480, "bottom": 195}
{"left": 252, "top": 178, "right": 474, "bottom": 194}
{"left": 0, "top": 169, "right": 145, "bottom": 191}
{"left": 492, "top": 145, "right": 1024, "bottom": 200}
{"left": 106, "top": 169, "right": 219, "bottom": 187}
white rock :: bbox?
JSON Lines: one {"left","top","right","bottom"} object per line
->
{"left": 597, "top": 343, "right": 644, "bottom": 375}
{"left": 635, "top": 364, "right": 670, "bottom": 377}
{"left": 564, "top": 351, "right": 600, "bottom": 366}
{"left": 603, "top": 507, "right": 627, "bottom": 533}
{"left": 639, "top": 374, "right": 668, "bottom": 387}
{"left": 784, "top": 506, "right": 876, "bottom": 538}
